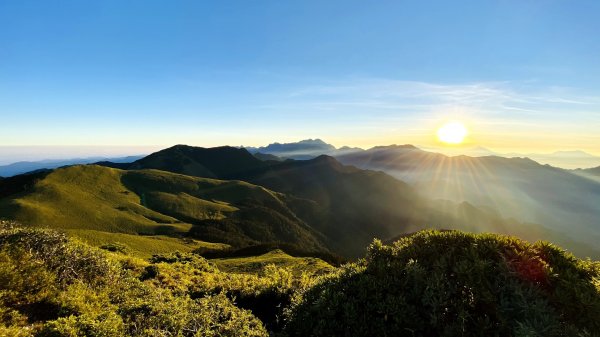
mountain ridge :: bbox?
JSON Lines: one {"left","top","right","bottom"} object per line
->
{"left": 97, "top": 145, "right": 600, "bottom": 258}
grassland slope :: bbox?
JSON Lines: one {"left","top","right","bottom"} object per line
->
{"left": 0, "top": 165, "right": 328, "bottom": 253}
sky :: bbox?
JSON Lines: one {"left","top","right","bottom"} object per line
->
{"left": 1, "top": 0, "right": 599, "bottom": 160}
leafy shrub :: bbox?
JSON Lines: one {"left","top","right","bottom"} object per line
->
{"left": 0, "top": 248, "right": 61, "bottom": 325}
{"left": 0, "top": 221, "right": 269, "bottom": 337}
{"left": 0, "top": 221, "right": 117, "bottom": 287}
{"left": 118, "top": 290, "right": 266, "bottom": 337}
{"left": 99, "top": 243, "right": 128, "bottom": 254}
{"left": 149, "top": 251, "right": 216, "bottom": 272}
{"left": 142, "top": 253, "right": 314, "bottom": 332}
{"left": 283, "top": 231, "right": 600, "bottom": 337}
{"left": 36, "top": 312, "right": 125, "bottom": 337}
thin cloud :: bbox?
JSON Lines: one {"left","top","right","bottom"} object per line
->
{"left": 279, "top": 79, "right": 600, "bottom": 119}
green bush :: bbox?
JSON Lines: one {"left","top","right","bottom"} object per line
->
{"left": 99, "top": 243, "right": 128, "bottom": 255}
{"left": 283, "top": 231, "right": 600, "bottom": 337}
{"left": 0, "top": 221, "right": 269, "bottom": 337}
{"left": 142, "top": 254, "right": 313, "bottom": 332}
{"left": 118, "top": 290, "right": 266, "bottom": 337}
{"left": 0, "top": 221, "right": 117, "bottom": 288}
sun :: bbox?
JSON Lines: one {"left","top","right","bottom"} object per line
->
{"left": 437, "top": 121, "right": 468, "bottom": 144}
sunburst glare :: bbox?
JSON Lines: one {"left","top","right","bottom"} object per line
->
{"left": 437, "top": 121, "right": 468, "bottom": 144}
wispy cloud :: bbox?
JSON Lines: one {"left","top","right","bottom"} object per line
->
{"left": 267, "top": 79, "right": 600, "bottom": 122}
{"left": 248, "top": 78, "right": 600, "bottom": 153}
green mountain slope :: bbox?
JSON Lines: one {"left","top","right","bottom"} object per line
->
{"left": 212, "top": 249, "right": 333, "bottom": 275}
{"left": 128, "top": 145, "right": 267, "bottom": 179}
{"left": 107, "top": 145, "right": 572, "bottom": 257}
{"left": 0, "top": 165, "right": 181, "bottom": 234}
{"left": 0, "top": 165, "right": 328, "bottom": 253}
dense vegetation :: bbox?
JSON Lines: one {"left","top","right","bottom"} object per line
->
{"left": 283, "top": 231, "right": 600, "bottom": 337}
{"left": 0, "top": 221, "right": 325, "bottom": 336}
{"left": 2, "top": 221, "right": 599, "bottom": 336}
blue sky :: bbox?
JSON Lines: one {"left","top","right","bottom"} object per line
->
{"left": 1, "top": 0, "right": 599, "bottom": 157}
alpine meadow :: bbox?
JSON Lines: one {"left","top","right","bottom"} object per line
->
{"left": 1, "top": 1, "right": 599, "bottom": 336}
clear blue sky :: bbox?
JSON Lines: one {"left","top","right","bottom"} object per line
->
{"left": 1, "top": 0, "right": 599, "bottom": 155}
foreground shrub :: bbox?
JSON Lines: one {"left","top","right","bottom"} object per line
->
{"left": 144, "top": 253, "right": 314, "bottom": 332}
{"left": 0, "top": 221, "right": 269, "bottom": 337}
{"left": 118, "top": 290, "right": 266, "bottom": 337}
{"left": 283, "top": 231, "right": 600, "bottom": 337}
{"left": 0, "top": 221, "right": 117, "bottom": 287}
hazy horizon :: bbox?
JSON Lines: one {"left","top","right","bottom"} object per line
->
{"left": 1, "top": 140, "right": 599, "bottom": 169}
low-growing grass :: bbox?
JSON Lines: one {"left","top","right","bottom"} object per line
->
{"left": 212, "top": 249, "right": 333, "bottom": 275}
{"left": 0, "top": 165, "right": 287, "bottom": 235}
{"left": 0, "top": 165, "right": 328, "bottom": 252}
{"left": 67, "top": 230, "right": 230, "bottom": 258}
{"left": 0, "top": 165, "right": 183, "bottom": 234}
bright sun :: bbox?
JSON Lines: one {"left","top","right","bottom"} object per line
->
{"left": 437, "top": 121, "right": 468, "bottom": 144}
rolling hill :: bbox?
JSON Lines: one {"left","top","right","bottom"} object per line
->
{"left": 0, "top": 165, "right": 328, "bottom": 255}
{"left": 128, "top": 145, "right": 268, "bottom": 179}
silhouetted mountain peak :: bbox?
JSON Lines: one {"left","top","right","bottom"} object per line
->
{"left": 310, "top": 155, "right": 344, "bottom": 168}
{"left": 240, "top": 139, "right": 338, "bottom": 160}
{"left": 131, "top": 145, "right": 265, "bottom": 179}
{"left": 370, "top": 144, "right": 420, "bottom": 151}
{"left": 297, "top": 138, "right": 329, "bottom": 145}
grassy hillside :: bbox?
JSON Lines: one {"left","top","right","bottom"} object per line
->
{"left": 0, "top": 165, "right": 182, "bottom": 234}
{"left": 0, "top": 165, "right": 329, "bottom": 253}
{"left": 212, "top": 249, "right": 333, "bottom": 275}
{"left": 69, "top": 229, "right": 229, "bottom": 258}
{"left": 128, "top": 145, "right": 267, "bottom": 179}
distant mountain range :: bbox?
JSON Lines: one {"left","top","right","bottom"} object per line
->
{"left": 2, "top": 140, "right": 597, "bottom": 178}
{"left": 244, "top": 139, "right": 338, "bottom": 160}
{"left": 1, "top": 144, "right": 598, "bottom": 259}
{"left": 505, "top": 150, "right": 600, "bottom": 169}
{"left": 335, "top": 144, "right": 600, "bottom": 246}
{"left": 243, "top": 140, "right": 600, "bottom": 254}
{"left": 0, "top": 155, "right": 144, "bottom": 177}
{"left": 244, "top": 139, "right": 600, "bottom": 169}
